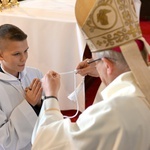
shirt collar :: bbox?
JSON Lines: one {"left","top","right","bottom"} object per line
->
{"left": 0, "top": 65, "right": 27, "bottom": 80}
{"left": 101, "top": 71, "right": 145, "bottom": 100}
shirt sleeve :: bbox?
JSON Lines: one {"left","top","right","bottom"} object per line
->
{"left": 0, "top": 100, "right": 37, "bottom": 150}
{"left": 31, "top": 98, "right": 124, "bottom": 150}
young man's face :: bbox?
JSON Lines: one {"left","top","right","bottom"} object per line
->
{"left": 0, "top": 39, "right": 29, "bottom": 77}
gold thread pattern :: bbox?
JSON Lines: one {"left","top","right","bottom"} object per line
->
{"left": 82, "top": 0, "right": 142, "bottom": 52}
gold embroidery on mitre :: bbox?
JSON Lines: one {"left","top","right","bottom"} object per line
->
{"left": 81, "top": 0, "right": 142, "bottom": 52}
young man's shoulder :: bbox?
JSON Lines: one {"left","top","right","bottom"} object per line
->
{"left": 25, "top": 66, "right": 41, "bottom": 72}
{"left": 25, "top": 66, "right": 43, "bottom": 77}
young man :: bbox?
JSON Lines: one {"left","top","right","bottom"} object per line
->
{"left": 32, "top": 0, "right": 150, "bottom": 149}
{"left": 0, "top": 24, "right": 43, "bottom": 150}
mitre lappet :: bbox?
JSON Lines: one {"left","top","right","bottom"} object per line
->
{"left": 75, "top": 0, "right": 150, "bottom": 107}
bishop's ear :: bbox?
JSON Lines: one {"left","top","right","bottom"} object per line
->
{"left": 101, "top": 58, "right": 114, "bottom": 75}
{"left": 0, "top": 52, "right": 4, "bottom": 61}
